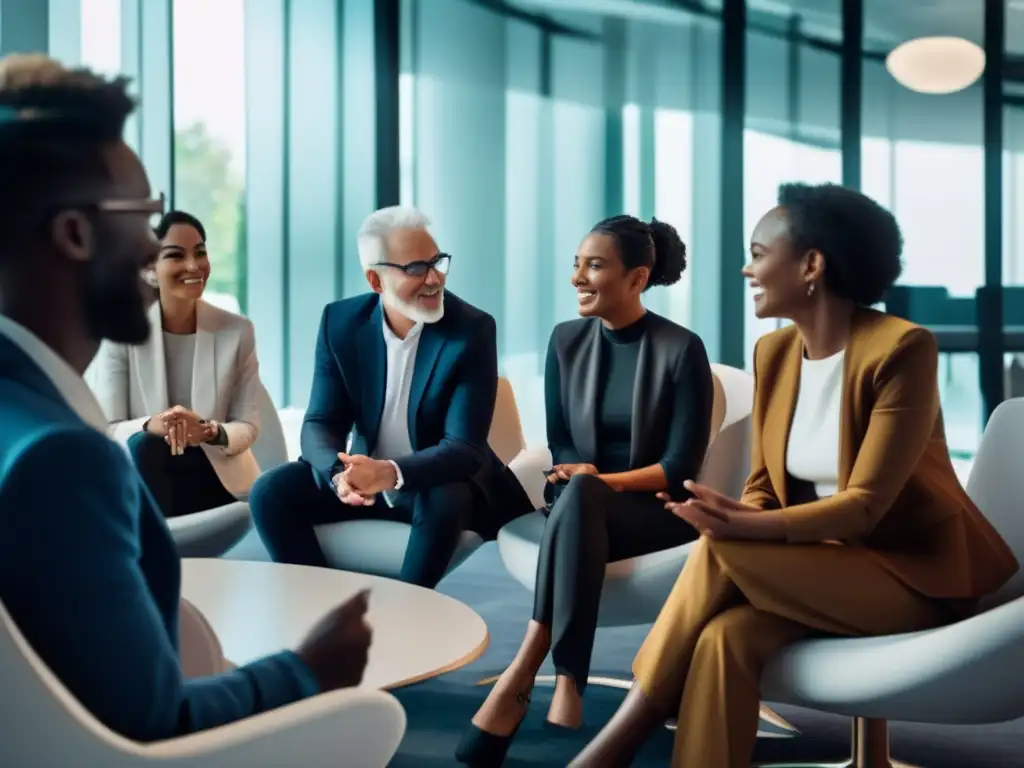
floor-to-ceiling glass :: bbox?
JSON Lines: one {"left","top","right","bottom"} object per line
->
{"left": 862, "top": 0, "right": 985, "bottom": 466}
{"left": 171, "top": 0, "right": 247, "bottom": 313}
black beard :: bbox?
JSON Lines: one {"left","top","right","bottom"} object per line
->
{"left": 79, "top": 242, "right": 151, "bottom": 345}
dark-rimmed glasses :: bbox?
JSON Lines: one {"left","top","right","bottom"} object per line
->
{"left": 374, "top": 252, "right": 451, "bottom": 278}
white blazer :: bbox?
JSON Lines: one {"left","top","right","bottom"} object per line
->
{"left": 87, "top": 300, "right": 262, "bottom": 497}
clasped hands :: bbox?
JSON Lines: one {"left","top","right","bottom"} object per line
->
{"left": 148, "top": 405, "right": 218, "bottom": 456}
{"left": 332, "top": 452, "right": 399, "bottom": 506}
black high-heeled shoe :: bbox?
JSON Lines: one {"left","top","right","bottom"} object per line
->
{"left": 455, "top": 691, "right": 531, "bottom": 767}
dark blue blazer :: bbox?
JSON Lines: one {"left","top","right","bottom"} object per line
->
{"left": 300, "top": 292, "right": 531, "bottom": 537}
{"left": 0, "top": 334, "right": 319, "bottom": 742}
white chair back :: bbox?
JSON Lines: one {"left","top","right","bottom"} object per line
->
{"left": 251, "top": 385, "right": 289, "bottom": 472}
{"left": 488, "top": 377, "right": 526, "bottom": 465}
{"left": 0, "top": 598, "right": 142, "bottom": 765}
{"left": 966, "top": 398, "right": 1024, "bottom": 608}
{"left": 698, "top": 364, "right": 754, "bottom": 499}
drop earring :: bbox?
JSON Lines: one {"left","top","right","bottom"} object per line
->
{"left": 806, "top": 282, "right": 816, "bottom": 297}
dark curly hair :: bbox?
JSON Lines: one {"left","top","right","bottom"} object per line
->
{"left": 155, "top": 210, "right": 206, "bottom": 242}
{"left": 590, "top": 214, "right": 687, "bottom": 291}
{"left": 0, "top": 55, "right": 136, "bottom": 237}
{"left": 777, "top": 182, "right": 903, "bottom": 306}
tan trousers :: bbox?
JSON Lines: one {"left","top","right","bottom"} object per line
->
{"left": 633, "top": 537, "right": 953, "bottom": 768}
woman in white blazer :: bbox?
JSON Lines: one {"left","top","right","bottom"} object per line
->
{"left": 88, "top": 211, "right": 263, "bottom": 518}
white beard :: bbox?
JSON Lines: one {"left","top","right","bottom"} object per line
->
{"left": 381, "top": 277, "right": 444, "bottom": 324}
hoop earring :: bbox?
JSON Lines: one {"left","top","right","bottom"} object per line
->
{"left": 806, "top": 282, "right": 816, "bottom": 297}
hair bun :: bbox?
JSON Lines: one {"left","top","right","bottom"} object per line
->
{"left": 647, "top": 218, "right": 686, "bottom": 287}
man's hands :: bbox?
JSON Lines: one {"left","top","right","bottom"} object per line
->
{"left": 545, "top": 463, "right": 599, "bottom": 484}
{"left": 295, "top": 589, "right": 373, "bottom": 691}
{"left": 146, "top": 405, "right": 217, "bottom": 455}
{"left": 331, "top": 471, "right": 376, "bottom": 507}
{"left": 337, "top": 453, "right": 399, "bottom": 496}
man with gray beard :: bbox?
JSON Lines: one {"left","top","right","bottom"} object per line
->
{"left": 250, "top": 206, "right": 531, "bottom": 588}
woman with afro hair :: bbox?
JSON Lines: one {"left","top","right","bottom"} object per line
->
{"left": 569, "top": 183, "right": 1019, "bottom": 768}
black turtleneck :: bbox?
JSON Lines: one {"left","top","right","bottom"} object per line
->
{"left": 593, "top": 313, "right": 649, "bottom": 474}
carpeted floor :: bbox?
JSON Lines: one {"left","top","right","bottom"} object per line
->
{"left": 227, "top": 533, "right": 1024, "bottom": 766}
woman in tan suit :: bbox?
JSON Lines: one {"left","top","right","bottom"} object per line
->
{"left": 570, "top": 182, "right": 1019, "bottom": 768}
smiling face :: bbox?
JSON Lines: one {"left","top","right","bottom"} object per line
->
{"left": 366, "top": 226, "right": 445, "bottom": 324}
{"left": 155, "top": 222, "right": 209, "bottom": 302}
{"left": 742, "top": 206, "right": 823, "bottom": 320}
{"left": 572, "top": 232, "right": 646, "bottom": 320}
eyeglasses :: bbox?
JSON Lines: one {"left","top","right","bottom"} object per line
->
{"left": 98, "top": 191, "right": 166, "bottom": 218}
{"left": 374, "top": 252, "right": 451, "bottom": 278}
{"left": 44, "top": 191, "right": 167, "bottom": 227}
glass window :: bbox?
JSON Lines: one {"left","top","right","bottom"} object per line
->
{"left": 171, "top": 0, "right": 247, "bottom": 314}
{"left": 862, "top": 0, "right": 985, "bottom": 460}
{"left": 744, "top": 5, "right": 842, "bottom": 365}
{"left": 79, "top": 0, "right": 121, "bottom": 76}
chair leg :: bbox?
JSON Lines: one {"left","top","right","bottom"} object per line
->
{"left": 755, "top": 717, "right": 920, "bottom": 768}
{"left": 476, "top": 673, "right": 800, "bottom": 736}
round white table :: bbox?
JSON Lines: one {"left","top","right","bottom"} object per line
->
{"left": 180, "top": 559, "right": 489, "bottom": 690}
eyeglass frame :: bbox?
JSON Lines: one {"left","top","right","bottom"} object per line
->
{"left": 373, "top": 252, "right": 452, "bottom": 278}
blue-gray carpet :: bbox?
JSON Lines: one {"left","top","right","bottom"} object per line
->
{"left": 227, "top": 533, "right": 1024, "bottom": 766}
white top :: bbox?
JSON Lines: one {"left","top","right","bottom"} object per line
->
{"left": 162, "top": 332, "right": 196, "bottom": 410}
{"left": 0, "top": 314, "right": 107, "bottom": 431}
{"left": 786, "top": 348, "right": 845, "bottom": 499}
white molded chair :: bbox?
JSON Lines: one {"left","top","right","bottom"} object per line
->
{"left": 167, "top": 385, "right": 289, "bottom": 558}
{"left": 0, "top": 597, "right": 406, "bottom": 768}
{"left": 497, "top": 363, "right": 754, "bottom": 627}
{"left": 757, "top": 397, "right": 1024, "bottom": 768}
{"left": 314, "top": 377, "right": 528, "bottom": 578}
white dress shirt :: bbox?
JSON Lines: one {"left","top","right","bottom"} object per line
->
{"left": 786, "top": 348, "right": 845, "bottom": 499}
{"left": 373, "top": 315, "right": 424, "bottom": 498}
{"left": 0, "top": 314, "right": 108, "bottom": 431}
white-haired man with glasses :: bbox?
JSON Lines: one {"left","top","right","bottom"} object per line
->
{"left": 250, "top": 205, "right": 532, "bottom": 588}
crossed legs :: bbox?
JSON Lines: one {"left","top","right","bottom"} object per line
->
{"left": 570, "top": 537, "right": 953, "bottom": 768}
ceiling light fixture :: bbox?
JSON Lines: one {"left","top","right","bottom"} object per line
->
{"left": 885, "top": 36, "right": 986, "bottom": 95}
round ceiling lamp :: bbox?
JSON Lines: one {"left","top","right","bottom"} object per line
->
{"left": 885, "top": 36, "right": 986, "bottom": 95}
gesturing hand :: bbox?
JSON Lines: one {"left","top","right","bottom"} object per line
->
{"left": 337, "top": 453, "right": 399, "bottom": 495}
{"left": 545, "top": 463, "right": 599, "bottom": 484}
{"left": 656, "top": 481, "right": 758, "bottom": 540}
{"left": 296, "top": 589, "right": 373, "bottom": 691}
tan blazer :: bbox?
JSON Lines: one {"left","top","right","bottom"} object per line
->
{"left": 742, "top": 307, "right": 1018, "bottom": 602}
{"left": 86, "top": 300, "right": 262, "bottom": 497}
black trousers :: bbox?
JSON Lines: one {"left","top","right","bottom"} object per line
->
{"left": 532, "top": 473, "right": 699, "bottom": 692}
{"left": 127, "top": 431, "right": 236, "bottom": 519}
{"left": 248, "top": 460, "right": 476, "bottom": 589}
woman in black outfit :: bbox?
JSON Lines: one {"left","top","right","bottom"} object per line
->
{"left": 457, "top": 215, "right": 715, "bottom": 766}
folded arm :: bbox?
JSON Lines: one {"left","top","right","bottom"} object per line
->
{"left": 218, "top": 319, "right": 262, "bottom": 456}
{"left": 739, "top": 338, "right": 782, "bottom": 510}
{"left": 603, "top": 334, "right": 716, "bottom": 496}
{"left": 301, "top": 306, "right": 356, "bottom": 482}
{"left": 780, "top": 329, "right": 940, "bottom": 543}
{"left": 0, "top": 430, "right": 319, "bottom": 742}
{"left": 394, "top": 317, "right": 498, "bottom": 490}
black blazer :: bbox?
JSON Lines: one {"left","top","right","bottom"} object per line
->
{"left": 544, "top": 312, "right": 714, "bottom": 502}
{"left": 300, "top": 292, "right": 531, "bottom": 538}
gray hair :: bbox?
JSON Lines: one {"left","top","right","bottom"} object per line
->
{"left": 357, "top": 205, "right": 432, "bottom": 271}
